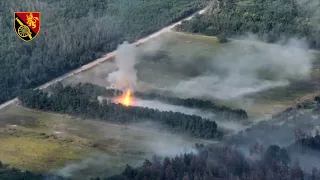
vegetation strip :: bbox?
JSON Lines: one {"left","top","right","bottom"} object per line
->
{"left": 134, "top": 91, "right": 248, "bottom": 120}
{"left": 178, "top": 0, "right": 320, "bottom": 49}
{"left": 18, "top": 83, "right": 223, "bottom": 139}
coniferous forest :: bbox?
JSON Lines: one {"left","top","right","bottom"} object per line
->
{"left": 18, "top": 83, "right": 223, "bottom": 139}
{"left": 134, "top": 91, "right": 248, "bottom": 120}
{"left": 178, "top": 0, "right": 320, "bottom": 49}
{"left": 57, "top": 83, "right": 249, "bottom": 120}
{"left": 2, "top": 0, "right": 320, "bottom": 179}
{"left": 0, "top": 0, "right": 206, "bottom": 104}
{"left": 3, "top": 143, "right": 320, "bottom": 180}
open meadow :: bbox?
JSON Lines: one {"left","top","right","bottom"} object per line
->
{"left": 0, "top": 104, "right": 205, "bottom": 179}
{"left": 63, "top": 31, "right": 320, "bottom": 117}
{"left": 2, "top": 31, "right": 320, "bottom": 179}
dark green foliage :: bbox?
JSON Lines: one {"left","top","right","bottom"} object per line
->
{"left": 104, "top": 145, "right": 305, "bottom": 180}
{"left": 0, "top": 162, "right": 64, "bottom": 180}
{"left": 314, "top": 96, "right": 320, "bottom": 107}
{"left": 49, "top": 83, "right": 248, "bottom": 121}
{"left": 105, "top": 175, "right": 128, "bottom": 180}
{"left": 312, "top": 97, "right": 320, "bottom": 113}
{"left": 134, "top": 91, "right": 248, "bottom": 120}
{"left": 0, "top": 0, "right": 207, "bottom": 104}
{"left": 0, "top": 144, "right": 314, "bottom": 180}
{"left": 51, "top": 82, "right": 122, "bottom": 99}
{"left": 178, "top": 0, "right": 320, "bottom": 49}
{"left": 217, "top": 33, "right": 228, "bottom": 43}
{"left": 263, "top": 145, "right": 290, "bottom": 166}
{"left": 296, "top": 135, "right": 320, "bottom": 151}
{"left": 18, "top": 83, "right": 222, "bottom": 139}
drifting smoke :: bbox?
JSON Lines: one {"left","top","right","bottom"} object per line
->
{"left": 297, "top": 0, "right": 320, "bottom": 30}
{"left": 134, "top": 98, "right": 203, "bottom": 115}
{"left": 107, "top": 41, "right": 138, "bottom": 90}
{"left": 55, "top": 127, "right": 200, "bottom": 179}
{"left": 55, "top": 156, "right": 129, "bottom": 179}
{"left": 144, "top": 136, "right": 199, "bottom": 157}
{"left": 169, "top": 36, "right": 314, "bottom": 100}
{"left": 133, "top": 98, "right": 246, "bottom": 133}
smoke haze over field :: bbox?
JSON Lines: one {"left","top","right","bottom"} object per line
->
{"left": 55, "top": 125, "right": 200, "bottom": 179}
{"left": 133, "top": 98, "right": 246, "bottom": 133}
{"left": 134, "top": 98, "right": 203, "bottom": 116}
{"left": 168, "top": 36, "right": 314, "bottom": 100}
{"left": 78, "top": 29, "right": 318, "bottom": 178}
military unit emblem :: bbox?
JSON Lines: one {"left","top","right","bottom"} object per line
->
{"left": 14, "top": 12, "right": 40, "bottom": 42}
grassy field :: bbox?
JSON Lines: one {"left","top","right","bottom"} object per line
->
{"left": 62, "top": 31, "right": 320, "bottom": 117}
{"left": 0, "top": 104, "right": 203, "bottom": 179}
{"left": 62, "top": 31, "right": 227, "bottom": 88}
{"left": 2, "top": 31, "right": 320, "bottom": 178}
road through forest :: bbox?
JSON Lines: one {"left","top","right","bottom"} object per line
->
{"left": 0, "top": 8, "right": 208, "bottom": 110}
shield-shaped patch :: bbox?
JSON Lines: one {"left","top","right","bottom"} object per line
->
{"left": 14, "top": 12, "right": 40, "bottom": 42}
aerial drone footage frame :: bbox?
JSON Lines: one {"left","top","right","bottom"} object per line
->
{"left": 1, "top": 0, "right": 320, "bottom": 179}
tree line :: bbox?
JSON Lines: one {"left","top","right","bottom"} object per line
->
{"left": 177, "top": 0, "right": 320, "bottom": 49}
{"left": 4, "top": 143, "right": 320, "bottom": 180}
{"left": 0, "top": 161, "right": 64, "bottom": 180}
{"left": 0, "top": 0, "right": 207, "bottom": 104}
{"left": 59, "top": 82, "right": 248, "bottom": 121}
{"left": 294, "top": 134, "right": 320, "bottom": 152}
{"left": 18, "top": 83, "right": 223, "bottom": 139}
{"left": 104, "top": 144, "right": 306, "bottom": 180}
{"left": 59, "top": 82, "right": 248, "bottom": 120}
{"left": 134, "top": 91, "right": 248, "bottom": 120}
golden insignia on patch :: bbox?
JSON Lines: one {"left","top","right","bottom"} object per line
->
{"left": 14, "top": 12, "right": 41, "bottom": 42}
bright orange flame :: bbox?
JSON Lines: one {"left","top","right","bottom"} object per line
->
{"left": 123, "top": 89, "right": 131, "bottom": 106}
{"left": 116, "top": 89, "right": 133, "bottom": 106}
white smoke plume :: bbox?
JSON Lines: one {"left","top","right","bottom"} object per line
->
{"left": 169, "top": 36, "right": 314, "bottom": 100}
{"left": 107, "top": 41, "right": 138, "bottom": 90}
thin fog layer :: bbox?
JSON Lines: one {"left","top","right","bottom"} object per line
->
{"left": 133, "top": 98, "right": 203, "bottom": 115}
{"left": 133, "top": 98, "right": 246, "bottom": 133}
{"left": 55, "top": 133, "right": 198, "bottom": 178}
{"left": 169, "top": 37, "right": 313, "bottom": 100}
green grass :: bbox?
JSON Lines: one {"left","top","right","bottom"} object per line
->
{"left": 62, "top": 31, "right": 320, "bottom": 117}
{"left": 0, "top": 104, "right": 203, "bottom": 178}
{"left": 0, "top": 135, "right": 85, "bottom": 172}
{"left": 3, "top": 31, "right": 320, "bottom": 177}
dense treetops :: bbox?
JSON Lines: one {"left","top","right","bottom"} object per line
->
{"left": 134, "top": 91, "right": 248, "bottom": 120}
{"left": 58, "top": 83, "right": 248, "bottom": 120}
{"left": 0, "top": 161, "right": 64, "bottom": 180}
{"left": 295, "top": 135, "right": 320, "bottom": 151}
{"left": 51, "top": 82, "right": 248, "bottom": 121}
{"left": 19, "top": 83, "right": 222, "bottom": 139}
{"left": 3, "top": 143, "right": 317, "bottom": 180}
{"left": 0, "top": 0, "right": 206, "bottom": 104}
{"left": 178, "top": 0, "right": 320, "bottom": 49}
{"left": 105, "top": 144, "right": 320, "bottom": 180}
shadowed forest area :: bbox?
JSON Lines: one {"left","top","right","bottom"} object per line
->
{"left": 0, "top": 0, "right": 206, "bottom": 104}
{"left": 2, "top": 143, "right": 320, "bottom": 180}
